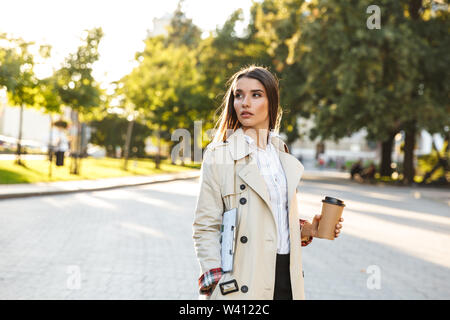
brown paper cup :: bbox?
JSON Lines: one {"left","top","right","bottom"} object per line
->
{"left": 317, "top": 197, "right": 345, "bottom": 240}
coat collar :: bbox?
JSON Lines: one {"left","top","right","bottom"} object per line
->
{"left": 225, "top": 127, "right": 305, "bottom": 220}
{"left": 226, "top": 127, "right": 289, "bottom": 161}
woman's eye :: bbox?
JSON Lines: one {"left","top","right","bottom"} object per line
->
{"left": 235, "top": 93, "right": 261, "bottom": 98}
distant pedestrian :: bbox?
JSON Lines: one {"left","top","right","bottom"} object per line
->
{"left": 54, "top": 129, "right": 69, "bottom": 167}
{"left": 350, "top": 159, "right": 363, "bottom": 180}
{"left": 318, "top": 154, "right": 325, "bottom": 170}
{"left": 192, "top": 65, "right": 344, "bottom": 300}
{"left": 361, "top": 163, "right": 376, "bottom": 181}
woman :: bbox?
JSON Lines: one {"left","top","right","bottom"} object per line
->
{"left": 192, "top": 65, "right": 344, "bottom": 300}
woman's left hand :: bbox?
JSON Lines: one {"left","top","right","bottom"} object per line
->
{"left": 335, "top": 217, "right": 344, "bottom": 238}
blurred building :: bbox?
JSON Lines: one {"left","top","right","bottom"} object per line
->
{"left": 0, "top": 90, "right": 75, "bottom": 153}
{"left": 0, "top": 92, "right": 51, "bottom": 152}
{"left": 290, "top": 117, "right": 376, "bottom": 166}
{"left": 147, "top": 12, "right": 173, "bottom": 38}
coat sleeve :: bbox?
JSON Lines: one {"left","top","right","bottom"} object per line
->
{"left": 192, "top": 147, "right": 224, "bottom": 275}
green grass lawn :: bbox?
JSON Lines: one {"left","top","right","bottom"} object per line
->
{"left": 0, "top": 157, "right": 200, "bottom": 185}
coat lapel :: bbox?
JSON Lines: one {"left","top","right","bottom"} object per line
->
{"left": 237, "top": 158, "right": 273, "bottom": 217}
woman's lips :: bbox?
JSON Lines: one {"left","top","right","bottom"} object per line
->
{"left": 241, "top": 112, "right": 253, "bottom": 118}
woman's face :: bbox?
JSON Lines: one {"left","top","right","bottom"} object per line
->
{"left": 233, "top": 77, "right": 270, "bottom": 131}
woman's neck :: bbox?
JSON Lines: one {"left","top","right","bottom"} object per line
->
{"left": 243, "top": 127, "right": 269, "bottom": 150}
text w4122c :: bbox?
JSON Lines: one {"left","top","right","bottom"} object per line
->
{"left": 222, "top": 304, "right": 270, "bottom": 315}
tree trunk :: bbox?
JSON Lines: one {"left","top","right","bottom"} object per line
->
{"left": 409, "top": 0, "right": 422, "bottom": 20}
{"left": 70, "top": 110, "right": 81, "bottom": 175}
{"left": 380, "top": 131, "right": 396, "bottom": 177}
{"left": 403, "top": 123, "right": 417, "bottom": 185}
{"left": 123, "top": 119, "right": 134, "bottom": 171}
{"left": 15, "top": 104, "right": 24, "bottom": 166}
{"left": 402, "top": 0, "right": 421, "bottom": 184}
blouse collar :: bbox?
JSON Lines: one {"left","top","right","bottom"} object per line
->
{"left": 243, "top": 130, "right": 281, "bottom": 152}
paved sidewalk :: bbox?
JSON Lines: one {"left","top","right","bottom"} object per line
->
{"left": 0, "top": 170, "right": 200, "bottom": 200}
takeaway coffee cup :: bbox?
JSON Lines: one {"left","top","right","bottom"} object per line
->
{"left": 317, "top": 196, "right": 345, "bottom": 240}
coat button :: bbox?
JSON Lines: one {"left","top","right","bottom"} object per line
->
{"left": 240, "top": 184, "right": 246, "bottom": 190}
{"left": 241, "top": 285, "right": 248, "bottom": 293}
{"left": 240, "top": 236, "right": 248, "bottom": 243}
{"left": 239, "top": 197, "right": 247, "bottom": 205}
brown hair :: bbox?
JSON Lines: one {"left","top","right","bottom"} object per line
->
{"left": 212, "top": 64, "right": 282, "bottom": 143}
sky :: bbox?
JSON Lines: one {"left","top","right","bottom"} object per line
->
{"left": 0, "top": 0, "right": 255, "bottom": 88}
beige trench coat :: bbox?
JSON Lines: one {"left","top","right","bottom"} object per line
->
{"left": 192, "top": 128, "right": 306, "bottom": 300}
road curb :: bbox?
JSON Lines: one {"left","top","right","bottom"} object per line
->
{"left": 0, "top": 170, "right": 200, "bottom": 200}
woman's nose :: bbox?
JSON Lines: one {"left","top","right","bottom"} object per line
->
{"left": 242, "top": 95, "right": 251, "bottom": 107}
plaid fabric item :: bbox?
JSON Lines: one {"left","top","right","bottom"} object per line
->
{"left": 300, "top": 219, "right": 313, "bottom": 246}
{"left": 198, "top": 268, "right": 224, "bottom": 296}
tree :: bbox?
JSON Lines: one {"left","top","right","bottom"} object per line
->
{"left": 123, "top": 35, "right": 204, "bottom": 167}
{"left": 123, "top": 2, "right": 228, "bottom": 166}
{"left": 90, "top": 113, "right": 151, "bottom": 158}
{"left": 285, "top": 0, "right": 449, "bottom": 184}
{"left": 251, "top": 0, "right": 310, "bottom": 146}
{"left": 55, "top": 28, "right": 104, "bottom": 174}
{"left": 195, "top": 6, "right": 272, "bottom": 147}
{"left": 0, "top": 35, "right": 41, "bottom": 165}
{"left": 165, "top": 0, "right": 202, "bottom": 48}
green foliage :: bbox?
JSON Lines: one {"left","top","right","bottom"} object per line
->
{"left": 55, "top": 28, "right": 104, "bottom": 115}
{"left": 251, "top": 0, "right": 310, "bottom": 144}
{"left": 0, "top": 35, "right": 39, "bottom": 107}
{"left": 89, "top": 114, "right": 152, "bottom": 158}
{"left": 165, "top": 0, "right": 202, "bottom": 48}
{"left": 0, "top": 35, "right": 62, "bottom": 115}
{"left": 36, "top": 75, "right": 63, "bottom": 113}
{"left": 195, "top": 6, "right": 273, "bottom": 143}
{"left": 3, "top": 0, "right": 448, "bottom": 180}
{"left": 123, "top": 36, "right": 202, "bottom": 136}
{"left": 295, "top": 0, "right": 449, "bottom": 142}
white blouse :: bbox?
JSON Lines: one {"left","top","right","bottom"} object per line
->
{"left": 243, "top": 131, "right": 290, "bottom": 254}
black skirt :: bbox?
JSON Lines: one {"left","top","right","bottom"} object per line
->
{"left": 273, "top": 253, "right": 292, "bottom": 300}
